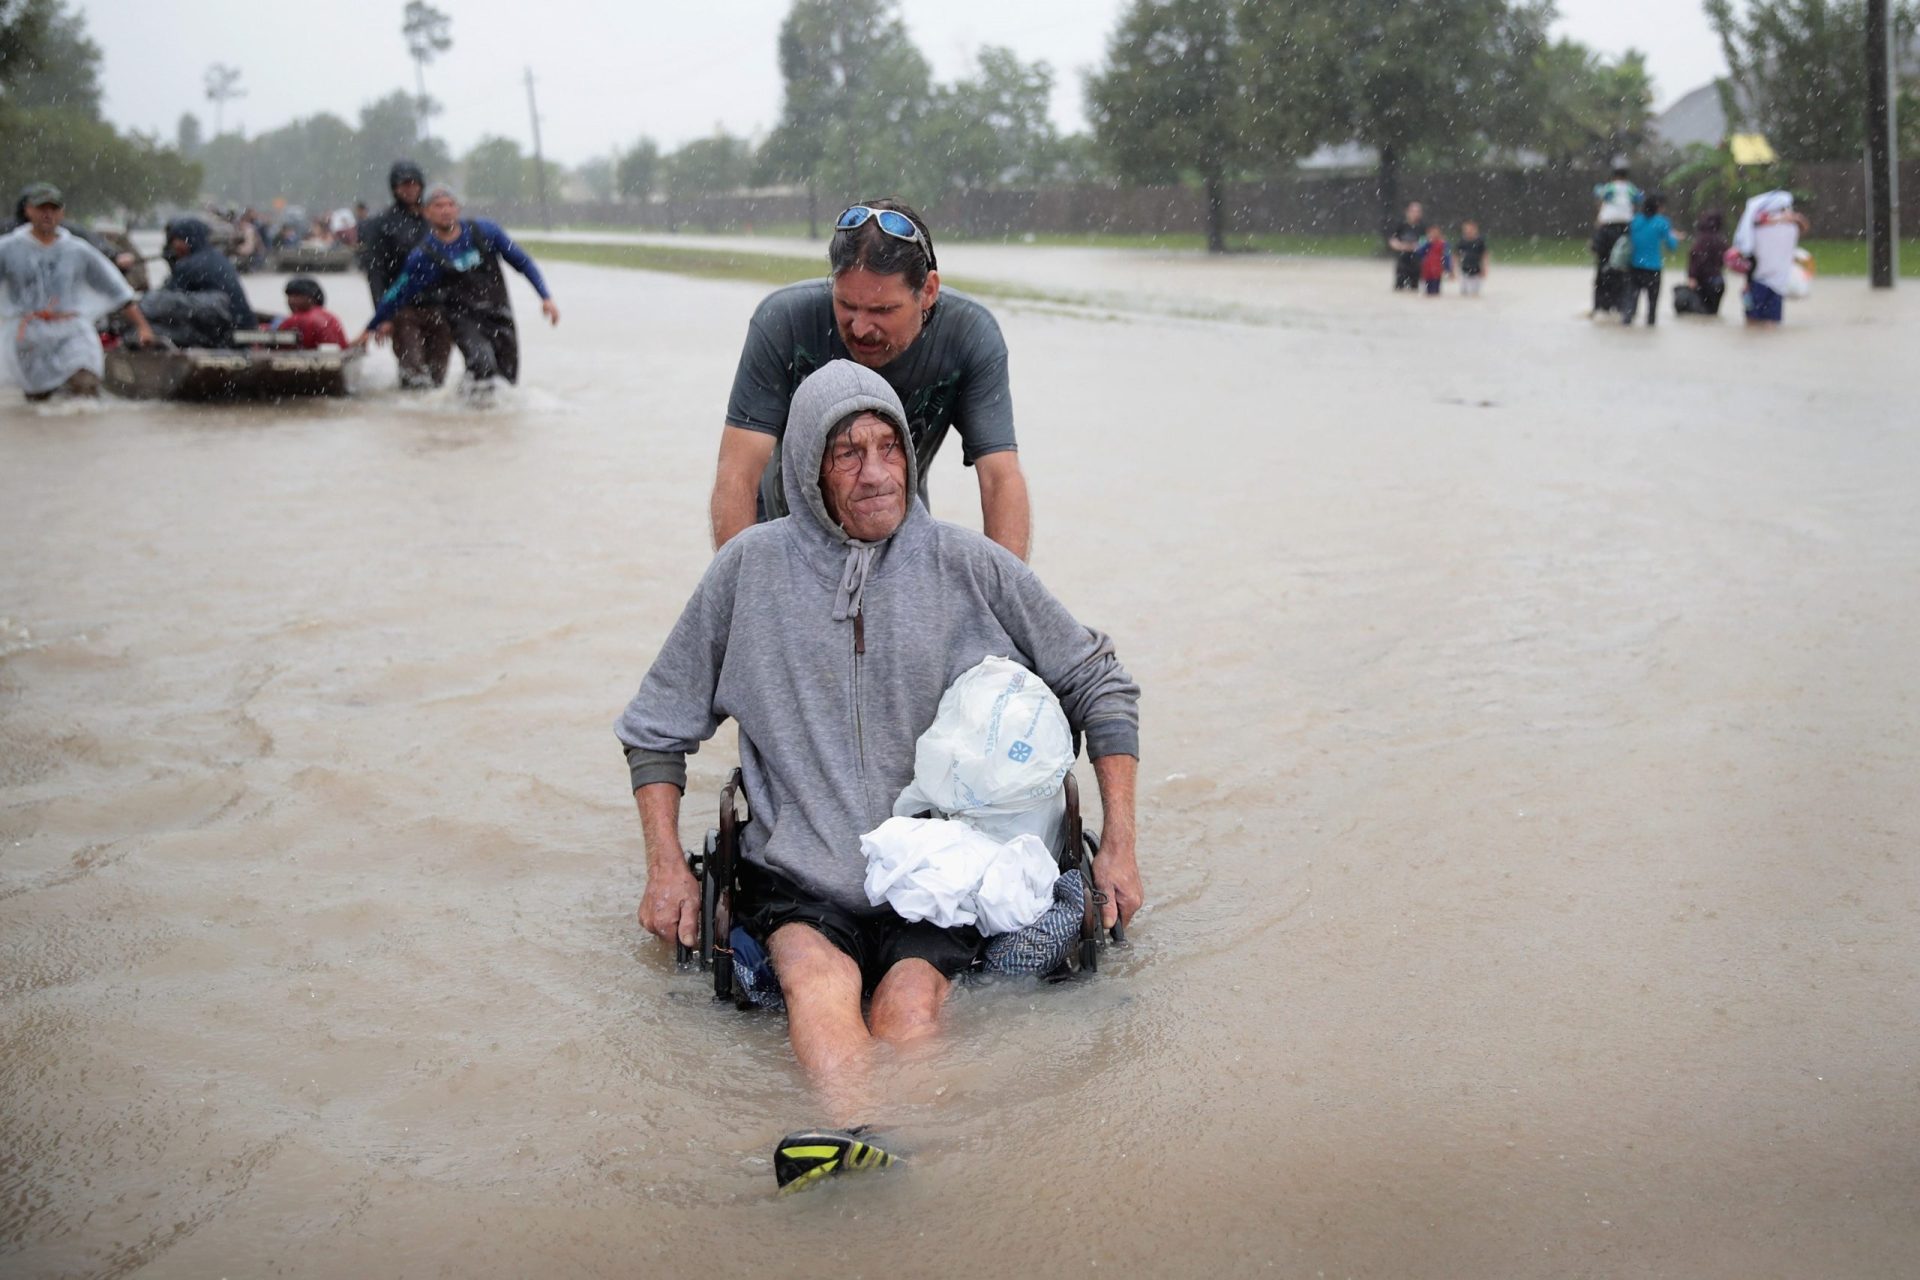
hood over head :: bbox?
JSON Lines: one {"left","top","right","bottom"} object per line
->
{"left": 782, "top": 360, "right": 919, "bottom": 542}
{"left": 780, "top": 360, "right": 923, "bottom": 622}
{"left": 164, "top": 217, "right": 211, "bottom": 254}
{"left": 389, "top": 160, "right": 425, "bottom": 196}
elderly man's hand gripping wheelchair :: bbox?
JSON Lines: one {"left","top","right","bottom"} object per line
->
{"left": 675, "top": 769, "right": 1124, "bottom": 1006}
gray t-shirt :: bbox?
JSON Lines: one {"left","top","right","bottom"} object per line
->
{"left": 725, "top": 278, "right": 1016, "bottom": 517}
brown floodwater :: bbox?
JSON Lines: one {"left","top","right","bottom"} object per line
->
{"left": 3, "top": 247, "right": 1917, "bottom": 1278}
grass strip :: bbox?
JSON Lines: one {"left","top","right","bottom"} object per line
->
{"left": 519, "top": 238, "right": 1070, "bottom": 307}
{"left": 534, "top": 229, "right": 1920, "bottom": 278}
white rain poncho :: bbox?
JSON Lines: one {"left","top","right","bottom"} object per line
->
{"left": 1734, "top": 191, "right": 1802, "bottom": 295}
{"left": 0, "top": 225, "right": 134, "bottom": 395}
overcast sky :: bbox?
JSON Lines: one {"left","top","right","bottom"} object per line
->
{"left": 79, "top": 0, "right": 1729, "bottom": 169}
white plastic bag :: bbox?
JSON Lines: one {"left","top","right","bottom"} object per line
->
{"left": 1786, "top": 248, "right": 1814, "bottom": 299}
{"left": 894, "top": 656, "right": 1073, "bottom": 848}
{"left": 861, "top": 816, "right": 1058, "bottom": 935}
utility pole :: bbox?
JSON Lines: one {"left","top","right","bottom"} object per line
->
{"left": 525, "top": 66, "right": 552, "bottom": 231}
{"left": 1866, "top": 0, "right": 1898, "bottom": 287}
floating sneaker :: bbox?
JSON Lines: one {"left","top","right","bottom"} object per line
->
{"left": 773, "top": 1127, "right": 895, "bottom": 1194}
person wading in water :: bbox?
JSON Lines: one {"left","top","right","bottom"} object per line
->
{"left": 353, "top": 185, "right": 559, "bottom": 401}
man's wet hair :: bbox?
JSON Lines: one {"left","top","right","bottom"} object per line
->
{"left": 828, "top": 197, "right": 935, "bottom": 292}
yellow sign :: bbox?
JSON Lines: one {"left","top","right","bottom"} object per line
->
{"left": 1730, "top": 133, "right": 1778, "bottom": 166}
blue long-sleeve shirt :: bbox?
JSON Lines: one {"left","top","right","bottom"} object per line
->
{"left": 368, "top": 218, "right": 550, "bottom": 328}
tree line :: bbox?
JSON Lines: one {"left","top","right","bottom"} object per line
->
{"left": 8, "top": 0, "right": 1909, "bottom": 240}
{"left": 184, "top": 91, "right": 453, "bottom": 215}
{"left": 593, "top": 0, "right": 1912, "bottom": 250}
{"left": 602, "top": 0, "right": 1659, "bottom": 249}
{"left": 0, "top": 0, "right": 198, "bottom": 218}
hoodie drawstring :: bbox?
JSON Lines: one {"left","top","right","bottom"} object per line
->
{"left": 833, "top": 539, "right": 879, "bottom": 623}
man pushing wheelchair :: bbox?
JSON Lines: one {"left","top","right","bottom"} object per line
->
{"left": 616, "top": 359, "right": 1143, "bottom": 1193}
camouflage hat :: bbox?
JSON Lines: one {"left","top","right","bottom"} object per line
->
{"left": 21, "top": 182, "right": 63, "bottom": 208}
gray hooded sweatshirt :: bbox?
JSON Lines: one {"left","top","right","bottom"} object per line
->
{"left": 616, "top": 359, "right": 1139, "bottom": 913}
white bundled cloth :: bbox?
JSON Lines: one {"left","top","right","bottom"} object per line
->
{"left": 861, "top": 656, "right": 1076, "bottom": 935}
{"left": 861, "top": 817, "right": 1058, "bottom": 935}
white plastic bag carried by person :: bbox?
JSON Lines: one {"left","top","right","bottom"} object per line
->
{"left": 893, "top": 655, "right": 1075, "bottom": 848}
{"left": 1786, "top": 247, "right": 1815, "bottom": 299}
{"left": 861, "top": 816, "right": 1057, "bottom": 934}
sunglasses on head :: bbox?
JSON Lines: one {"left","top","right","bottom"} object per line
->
{"left": 833, "top": 205, "right": 936, "bottom": 269}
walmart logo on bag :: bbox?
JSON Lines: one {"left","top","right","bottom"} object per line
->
{"left": 1007, "top": 740, "right": 1033, "bottom": 763}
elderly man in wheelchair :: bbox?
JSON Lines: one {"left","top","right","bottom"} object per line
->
{"left": 616, "top": 360, "right": 1142, "bottom": 1192}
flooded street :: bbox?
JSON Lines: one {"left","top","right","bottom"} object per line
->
{"left": 4, "top": 246, "right": 1918, "bottom": 1278}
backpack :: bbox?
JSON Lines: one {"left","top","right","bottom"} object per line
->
{"left": 1608, "top": 228, "right": 1635, "bottom": 272}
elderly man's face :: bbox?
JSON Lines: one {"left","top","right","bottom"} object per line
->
{"left": 820, "top": 412, "right": 909, "bottom": 541}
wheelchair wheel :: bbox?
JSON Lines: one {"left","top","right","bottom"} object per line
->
{"left": 711, "top": 771, "right": 745, "bottom": 1003}
{"left": 1076, "top": 827, "right": 1125, "bottom": 973}
{"left": 1079, "top": 831, "right": 1099, "bottom": 974}
{"left": 697, "top": 829, "right": 718, "bottom": 972}
{"left": 703, "top": 860, "right": 727, "bottom": 999}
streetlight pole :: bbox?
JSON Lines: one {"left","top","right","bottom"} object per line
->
{"left": 1866, "top": 0, "right": 1898, "bottom": 287}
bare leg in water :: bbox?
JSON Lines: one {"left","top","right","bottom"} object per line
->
{"left": 768, "top": 922, "right": 948, "bottom": 1126}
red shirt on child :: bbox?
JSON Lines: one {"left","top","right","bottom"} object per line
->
{"left": 276, "top": 308, "right": 348, "bottom": 349}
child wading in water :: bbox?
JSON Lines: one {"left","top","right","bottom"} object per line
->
{"left": 1418, "top": 225, "right": 1454, "bottom": 296}
{"left": 1457, "top": 221, "right": 1488, "bottom": 296}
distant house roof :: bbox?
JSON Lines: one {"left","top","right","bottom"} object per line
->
{"left": 1653, "top": 82, "right": 1735, "bottom": 150}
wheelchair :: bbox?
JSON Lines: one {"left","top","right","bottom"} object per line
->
{"left": 676, "top": 768, "right": 1125, "bottom": 1006}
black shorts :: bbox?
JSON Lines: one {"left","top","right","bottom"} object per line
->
{"left": 740, "top": 861, "right": 983, "bottom": 993}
